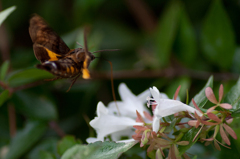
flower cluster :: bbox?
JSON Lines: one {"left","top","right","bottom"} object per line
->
{"left": 87, "top": 83, "right": 236, "bottom": 158}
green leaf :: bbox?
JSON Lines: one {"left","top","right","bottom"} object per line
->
{"left": 201, "top": 0, "right": 235, "bottom": 69}
{"left": 5, "top": 121, "right": 47, "bottom": 159}
{"left": 0, "top": 90, "right": 9, "bottom": 107}
{"left": 223, "top": 77, "right": 240, "bottom": 110}
{"left": 231, "top": 108, "right": 240, "bottom": 118}
{"left": 165, "top": 76, "right": 191, "bottom": 100}
{"left": 232, "top": 48, "right": 240, "bottom": 73}
{"left": 39, "top": 151, "right": 55, "bottom": 159}
{"left": 62, "top": 141, "right": 138, "bottom": 159}
{"left": 7, "top": 68, "right": 53, "bottom": 87}
{"left": 155, "top": 1, "right": 181, "bottom": 67}
{"left": 0, "top": 61, "right": 9, "bottom": 81}
{"left": 13, "top": 91, "right": 58, "bottom": 120}
{"left": 189, "top": 76, "right": 213, "bottom": 108}
{"left": 164, "top": 118, "right": 177, "bottom": 133}
{"left": 27, "top": 138, "right": 58, "bottom": 159}
{"left": 58, "top": 135, "right": 82, "bottom": 156}
{"left": 178, "top": 127, "right": 200, "bottom": 155}
{"left": 0, "top": 6, "right": 16, "bottom": 26}
{"left": 174, "top": 7, "right": 197, "bottom": 65}
{"left": 61, "top": 144, "right": 99, "bottom": 159}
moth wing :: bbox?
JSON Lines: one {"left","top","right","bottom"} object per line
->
{"left": 29, "top": 15, "right": 70, "bottom": 62}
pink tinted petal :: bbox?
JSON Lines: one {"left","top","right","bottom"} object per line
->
{"left": 133, "top": 125, "right": 147, "bottom": 131}
{"left": 176, "top": 141, "right": 189, "bottom": 146}
{"left": 223, "top": 123, "right": 237, "bottom": 139}
{"left": 192, "top": 99, "right": 203, "bottom": 114}
{"left": 220, "top": 125, "right": 230, "bottom": 145}
{"left": 201, "top": 120, "right": 219, "bottom": 126}
{"left": 215, "top": 139, "right": 231, "bottom": 149}
{"left": 188, "top": 120, "right": 198, "bottom": 127}
{"left": 207, "top": 112, "right": 221, "bottom": 123}
{"left": 207, "top": 106, "right": 217, "bottom": 113}
{"left": 214, "top": 140, "right": 221, "bottom": 151}
{"left": 193, "top": 125, "right": 203, "bottom": 142}
{"left": 205, "top": 87, "right": 218, "bottom": 104}
{"left": 136, "top": 110, "right": 145, "bottom": 123}
{"left": 182, "top": 153, "right": 191, "bottom": 159}
{"left": 201, "top": 138, "right": 214, "bottom": 141}
{"left": 219, "top": 84, "right": 223, "bottom": 102}
{"left": 219, "top": 103, "right": 232, "bottom": 109}
{"left": 143, "top": 111, "right": 153, "bottom": 121}
{"left": 152, "top": 104, "right": 157, "bottom": 112}
{"left": 174, "top": 85, "right": 181, "bottom": 100}
{"left": 226, "top": 118, "right": 233, "bottom": 124}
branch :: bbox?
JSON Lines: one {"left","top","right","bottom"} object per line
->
{"left": 91, "top": 68, "right": 239, "bottom": 81}
{"left": 124, "top": 0, "right": 157, "bottom": 33}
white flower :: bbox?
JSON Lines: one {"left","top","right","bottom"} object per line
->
{"left": 108, "top": 83, "right": 150, "bottom": 120}
{"left": 86, "top": 102, "right": 143, "bottom": 143}
{"left": 149, "top": 87, "right": 203, "bottom": 132}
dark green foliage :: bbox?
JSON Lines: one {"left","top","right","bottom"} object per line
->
{"left": 0, "top": 0, "right": 240, "bottom": 158}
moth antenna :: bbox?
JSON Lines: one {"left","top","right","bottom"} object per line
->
{"left": 92, "top": 49, "right": 120, "bottom": 53}
{"left": 76, "top": 42, "right": 84, "bottom": 48}
{"left": 98, "top": 57, "right": 121, "bottom": 116}
{"left": 84, "top": 28, "right": 89, "bottom": 53}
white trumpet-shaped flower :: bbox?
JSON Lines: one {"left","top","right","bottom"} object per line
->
{"left": 87, "top": 83, "right": 153, "bottom": 143}
{"left": 149, "top": 87, "right": 203, "bottom": 132}
{"left": 108, "top": 83, "right": 150, "bottom": 119}
{"left": 86, "top": 101, "right": 143, "bottom": 143}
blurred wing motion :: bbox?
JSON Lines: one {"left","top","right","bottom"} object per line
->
{"left": 29, "top": 15, "right": 70, "bottom": 62}
{"left": 29, "top": 15, "right": 95, "bottom": 91}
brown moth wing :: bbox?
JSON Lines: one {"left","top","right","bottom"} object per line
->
{"left": 29, "top": 15, "right": 70, "bottom": 63}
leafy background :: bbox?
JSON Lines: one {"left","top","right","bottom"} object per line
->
{"left": 0, "top": 0, "right": 240, "bottom": 158}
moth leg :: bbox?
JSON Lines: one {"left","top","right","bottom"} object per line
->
{"left": 66, "top": 74, "right": 81, "bottom": 92}
{"left": 44, "top": 76, "right": 62, "bottom": 81}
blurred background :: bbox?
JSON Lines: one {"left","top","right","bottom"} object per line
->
{"left": 0, "top": 0, "right": 240, "bottom": 158}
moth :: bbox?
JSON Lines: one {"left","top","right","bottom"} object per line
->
{"left": 29, "top": 15, "right": 96, "bottom": 92}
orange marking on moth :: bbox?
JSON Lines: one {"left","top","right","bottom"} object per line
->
{"left": 70, "top": 66, "right": 75, "bottom": 74}
{"left": 66, "top": 67, "right": 70, "bottom": 73}
{"left": 82, "top": 57, "right": 91, "bottom": 79}
{"left": 44, "top": 48, "right": 61, "bottom": 61}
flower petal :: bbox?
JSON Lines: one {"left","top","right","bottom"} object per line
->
{"left": 111, "top": 128, "right": 136, "bottom": 141}
{"left": 143, "top": 111, "right": 153, "bottom": 121}
{"left": 86, "top": 137, "right": 100, "bottom": 143}
{"left": 219, "top": 84, "right": 223, "bottom": 102}
{"left": 188, "top": 120, "right": 198, "bottom": 127}
{"left": 176, "top": 141, "right": 189, "bottom": 146}
{"left": 174, "top": 85, "right": 181, "bottom": 100}
{"left": 207, "top": 112, "right": 221, "bottom": 123}
{"left": 96, "top": 101, "right": 109, "bottom": 116}
{"left": 119, "top": 83, "right": 135, "bottom": 101}
{"left": 207, "top": 106, "right": 217, "bottom": 113}
{"left": 152, "top": 115, "right": 161, "bottom": 132}
{"left": 205, "top": 87, "right": 218, "bottom": 104}
{"left": 219, "top": 103, "right": 232, "bottom": 109}
{"left": 192, "top": 99, "right": 203, "bottom": 114}
{"left": 108, "top": 84, "right": 150, "bottom": 120}
{"left": 137, "top": 89, "right": 150, "bottom": 103}
{"left": 220, "top": 124, "right": 230, "bottom": 145}
{"left": 150, "top": 87, "right": 161, "bottom": 104}
{"left": 214, "top": 140, "right": 221, "bottom": 151}
{"left": 156, "top": 99, "right": 202, "bottom": 117}
{"left": 116, "top": 139, "right": 137, "bottom": 143}
{"left": 223, "top": 123, "right": 237, "bottom": 139}
{"left": 136, "top": 110, "right": 145, "bottom": 123}
{"left": 90, "top": 102, "right": 143, "bottom": 141}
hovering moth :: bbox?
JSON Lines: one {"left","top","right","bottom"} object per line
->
{"left": 29, "top": 15, "right": 95, "bottom": 92}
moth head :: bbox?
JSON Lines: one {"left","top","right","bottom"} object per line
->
{"left": 74, "top": 48, "right": 95, "bottom": 62}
